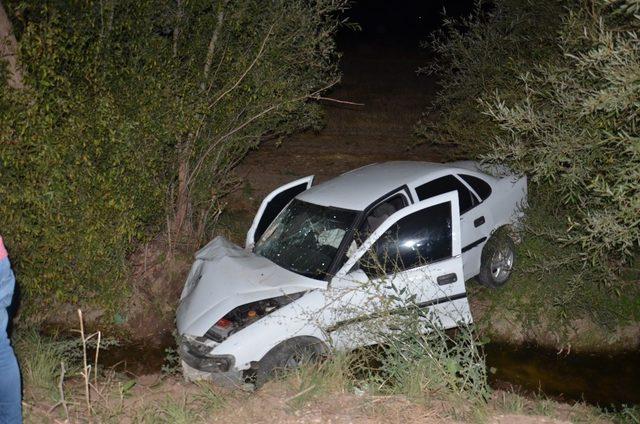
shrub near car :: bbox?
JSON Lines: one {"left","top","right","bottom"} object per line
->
{"left": 176, "top": 161, "right": 527, "bottom": 386}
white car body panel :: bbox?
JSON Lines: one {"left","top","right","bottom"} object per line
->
{"left": 204, "top": 289, "right": 330, "bottom": 370}
{"left": 176, "top": 237, "right": 325, "bottom": 337}
{"left": 296, "top": 162, "right": 450, "bottom": 210}
{"left": 329, "top": 192, "right": 470, "bottom": 350}
{"left": 175, "top": 161, "right": 526, "bottom": 380}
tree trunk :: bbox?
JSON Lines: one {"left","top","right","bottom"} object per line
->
{"left": 173, "top": 154, "right": 192, "bottom": 237}
{"left": 172, "top": 0, "right": 182, "bottom": 58}
{"left": 0, "top": 1, "right": 24, "bottom": 89}
{"left": 201, "top": 2, "right": 226, "bottom": 89}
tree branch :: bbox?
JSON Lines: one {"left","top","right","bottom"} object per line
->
{"left": 187, "top": 79, "right": 339, "bottom": 187}
{"left": 0, "top": 0, "right": 24, "bottom": 89}
{"left": 172, "top": 0, "right": 182, "bottom": 58}
{"left": 206, "top": 23, "right": 274, "bottom": 110}
{"left": 201, "top": 0, "right": 227, "bottom": 88}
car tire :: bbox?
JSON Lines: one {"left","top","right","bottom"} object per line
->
{"left": 254, "top": 336, "right": 326, "bottom": 388}
{"left": 477, "top": 228, "right": 516, "bottom": 289}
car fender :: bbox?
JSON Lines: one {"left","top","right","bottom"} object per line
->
{"left": 210, "top": 289, "right": 331, "bottom": 370}
{"left": 490, "top": 174, "right": 528, "bottom": 231}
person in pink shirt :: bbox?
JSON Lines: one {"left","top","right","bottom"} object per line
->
{"left": 0, "top": 236, "right": 21, "bottom": 423}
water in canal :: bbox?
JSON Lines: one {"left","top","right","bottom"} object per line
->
{"left": 99, "top": 338, "right": 640, "bottom": 408}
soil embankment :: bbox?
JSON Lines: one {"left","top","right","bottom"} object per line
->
{"left": 228, "top": 37, "right": 439, "bottom": 211}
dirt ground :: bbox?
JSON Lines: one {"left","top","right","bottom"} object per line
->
{"left": 228, "top": 38, "right": 441, "bottom": 213}
{"left": 23, "top": 373, "right": 607, "bottom": 424}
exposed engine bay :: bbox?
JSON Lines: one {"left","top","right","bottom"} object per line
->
{"left": 204, "top": 292, "right": 305, "bottom": 342}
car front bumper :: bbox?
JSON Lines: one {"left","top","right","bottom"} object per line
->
{"left": 179, "top": 337, "right": 243, "bottom": 387}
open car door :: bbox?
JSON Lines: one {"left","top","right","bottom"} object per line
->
{"left": 332, "top": 191, "right": 471, "bottom": 343}
{"left": 245, "top": 176, "right": 314, "bottom": 249}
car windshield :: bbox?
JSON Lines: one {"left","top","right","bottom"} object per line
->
{"left": 255, "top": 199, "right": 358, "bottom": 280}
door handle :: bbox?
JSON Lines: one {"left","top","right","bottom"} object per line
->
{"left": 474, "top": 216, "right": 485, "bottom": 227}
{"left": 437, "top": 273, "right": 458, "bottom": 285}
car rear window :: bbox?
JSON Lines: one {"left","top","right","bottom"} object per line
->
{"left": 458, "top": 174, "right": 492, "bottom": 201}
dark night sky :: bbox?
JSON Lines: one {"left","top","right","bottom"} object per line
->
{"left": 339, "top": 0, "right": 474, "bottom": 44}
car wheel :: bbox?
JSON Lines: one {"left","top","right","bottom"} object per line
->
{"left": 477, "top": 228, "right": 516, "bottom": 288}
{"left": 254, "top": 337, "right": 325, "bottom": 388}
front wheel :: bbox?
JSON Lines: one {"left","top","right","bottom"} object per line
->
{"left": 254, "top": 337, "right": 325, "bottom": 388}
{"left": 477, "top": 228, "right": 516, "bottom": 288}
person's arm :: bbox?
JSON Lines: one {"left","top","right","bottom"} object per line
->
{"left": 0, "top": 237, "right": 15, "bottom": 309}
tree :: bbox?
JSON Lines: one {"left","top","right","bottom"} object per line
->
{"left": 0, "top": 0, "right": 347, "bottom": 315}
{"left": 0, "top": 1, "right": 23, "bottom": 89}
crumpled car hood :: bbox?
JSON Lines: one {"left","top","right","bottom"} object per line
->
{"left": 176, "top": 236, "right": 326, "bottom": 337}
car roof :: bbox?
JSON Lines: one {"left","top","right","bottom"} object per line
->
{"left": 296, "top": 161, "right": 483, "bottom": 211}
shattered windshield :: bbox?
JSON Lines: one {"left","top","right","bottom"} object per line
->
{"left": 254, "top": 199, "right": 358, "bottom": 280}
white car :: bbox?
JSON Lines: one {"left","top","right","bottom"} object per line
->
{"left": 176, "top": 161, "right": 527, "bottom": 387}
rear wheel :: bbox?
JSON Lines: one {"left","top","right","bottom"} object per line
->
{"left": 254, "top": 337, "right": 325, "bottom": 388}
{"left": 477, "top": 228, "right": 516, "bottom": 288}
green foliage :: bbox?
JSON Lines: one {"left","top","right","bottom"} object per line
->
{"left": 161, "top": 345, "right": 180, "bottom": 375}
{"left": 0, "top": 0, "right": 346, "bottom": 312}
{"left": 415, "top": 0, "right": 565, "bottom": 155}
{"left": 368, "top": 282, "right": 490, "bottom": 416}
{"left": 473, "top": 188, "right": 640, "bottom": 341}
{"left": 376, "top": 322, "right": 490, "bottom": 410}
{"left": 482, "top": 1, "right": 640, "bottom": 263}
{"left": 420, "top": 0, "right": 639, "bottom": 272}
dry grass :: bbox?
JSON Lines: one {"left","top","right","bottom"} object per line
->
{"left": 21, "top": 367, "right": 617, "bottom": 424}
{"left": 16, "top": 324, "right": 621, "bottom": 424}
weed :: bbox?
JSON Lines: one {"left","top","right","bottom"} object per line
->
{"left": 281, "top": 351, "right": 355, "bottom": 409}
{"left": 161, "top": 345, "right": 181, "bottom": 375}
{"left": 321, "top": 257, "right": 493, "bottom": 420}
{"left": 531, "top": 397, "right": 557, "bottom": 417}
{"left": 613, "top": 405, "right": 640, "bottom": 424}
{"left": 155, "top": 395, "right": 198, "bottom": 424}
{"left": 194, "top": 381, "right": 227, "bottom": 411}
{"left": 496, "top": 391, "right": 525, "bottom": 414}
{"left": 14, "top": 330, "right": 66, "bottom": 397}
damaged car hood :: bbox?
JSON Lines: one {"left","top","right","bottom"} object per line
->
{"left": 176, "top": 236, "right": 327, "bottom": 336}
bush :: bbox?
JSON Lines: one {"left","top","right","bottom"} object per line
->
{"left": 414, "top": 0, "right": 565, "bottom": 156}
{"left": 0, "top": 0, "right": 346, "bottom": 313}
{"left": 371, "top": 281, "right": 490, "bottom": 413}
{"left": 482, "top": 1, "right": 640, "bottom": 263}
{"left": 329, "top": 262, "right": 491, "bottom": 413}
{"left": 419, "top": 0, "right": 639, "bottom": 266}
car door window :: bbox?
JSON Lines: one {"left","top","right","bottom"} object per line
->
{"left": 361, "top": 194, "right": 407, "bottom": 235}
{"left": 361, "top": 202, "right": 452, "bottom": 276}
{"left": 415, "top": 175, "right": 477, "bottom": 213}
{"left": 458, "top": 174, "right": 492, "bottom": 201}
{"left": 343, "top": 193, "right": 408, "bottom": 269}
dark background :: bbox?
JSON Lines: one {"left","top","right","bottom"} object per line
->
{"left": 339, "top": 0, "right": 474, "bottom": 44}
